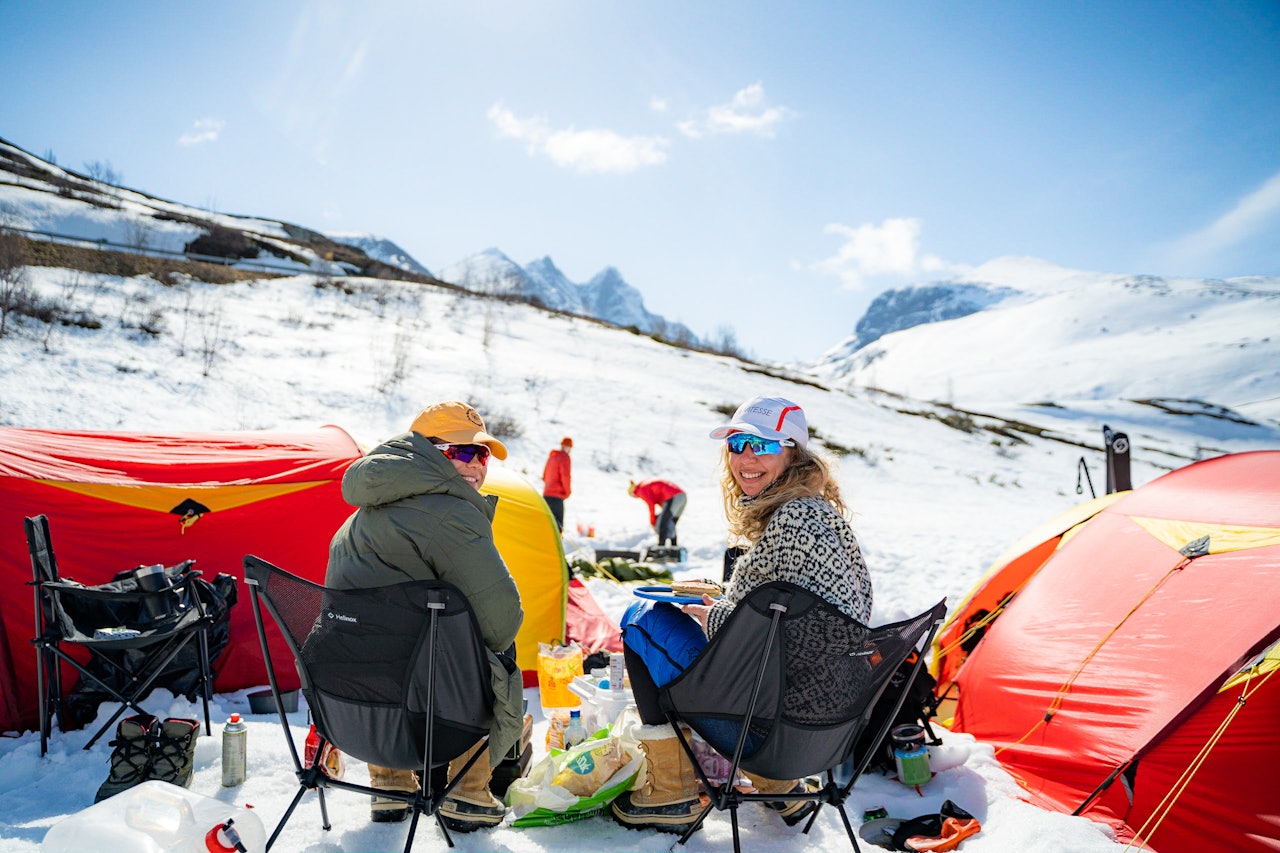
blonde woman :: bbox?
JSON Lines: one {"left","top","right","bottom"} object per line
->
{"left": 613, "top": 395, "right": 873, "bottom": 834}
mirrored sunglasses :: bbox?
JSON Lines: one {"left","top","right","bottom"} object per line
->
{"left": 725, "top": 433, "right": 793, "bottom": 456}
{"left": 435, "top": 443, "right": 491, "bottom": 464}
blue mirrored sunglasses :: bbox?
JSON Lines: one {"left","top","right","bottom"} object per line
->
{"left": 725, "top": 433, "right": 794, "bottom": 455}
{"left": 435, "top": 443, "right": 491, "bottom": 464}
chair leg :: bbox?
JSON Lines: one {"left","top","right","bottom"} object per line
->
{"left": 198, "top": 629, "right": 213, "bottom": 736}
{"left": 834, "top": 801, "right": 863, "bottom": 852}
{"left": 265, "top": 785, "right": 310, "bottom": 852}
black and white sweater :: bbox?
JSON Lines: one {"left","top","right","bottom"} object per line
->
{"left": 706, "top": 495, "right": 873, "bottom": 638}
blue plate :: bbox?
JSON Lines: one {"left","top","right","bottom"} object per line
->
{"left": 633, "top": 586, "right": 718, "bottom": 605}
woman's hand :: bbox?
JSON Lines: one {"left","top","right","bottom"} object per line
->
{"left": 681, "top": 594, "right": 716, "bottom": 633}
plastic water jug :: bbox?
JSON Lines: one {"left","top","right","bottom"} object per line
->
{"left": 41, "top": 779, "right": 266, "bottom": 853}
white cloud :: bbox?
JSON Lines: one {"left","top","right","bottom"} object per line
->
{"left": 1171, "top": 170, "right": 1280, "bottom": 263}
{"left": 487, "top": 103, "right": 668, "bottom": 174}
{"left": 177, "top": 118, "right": 225, "bottom": 147}
{"left": 810, "top": 217, "right": 964, "bottom": 291}
{"left": 679, "top": 83, "right": 795, "bottom": 139}
{"left": 649, "top": 96, "right": 669, "bottom": 113}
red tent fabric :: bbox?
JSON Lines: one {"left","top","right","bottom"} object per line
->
{"left": 0, "top": 426, "right": 362, "bottom": 734}
{"left": 565, "top": 577, "right": 623, "bottom": 655}
{"left": 947, "top": 451, "right": 1280, "bottom": 853}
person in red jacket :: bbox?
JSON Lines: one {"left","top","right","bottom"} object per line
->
{"left": 541, "top": 437, "right": 572, "bottom": 531}
{"left": 627, "top": 479, "right": 686, "bottom": 546}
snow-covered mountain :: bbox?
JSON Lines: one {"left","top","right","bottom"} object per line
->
{"left": 442, "top": 249, "right": 699, "bottom": 344}
{"left": 324, "top": 231, "right": 433, "bottom": 278}
{"left": 812, "top": 257, "right": 1280, "bottom": 427}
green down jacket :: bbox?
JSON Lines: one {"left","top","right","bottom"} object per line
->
{"left": 326, "top": 431, "right": 525, "bottom": 764}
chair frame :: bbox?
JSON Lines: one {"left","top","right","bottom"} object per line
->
{"left": 26, "top": 514, "right": 214, "bottom": 755}
{"left": 660, "top": 582, "right": 947, "bottom": 853}
{"left": 244, "top": 554, "right": 491, "bottom": 853}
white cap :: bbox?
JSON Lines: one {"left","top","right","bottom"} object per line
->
{"left": 709, "top": 396, "right": 808, "bottom": 448}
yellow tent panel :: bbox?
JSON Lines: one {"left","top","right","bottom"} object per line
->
{"left": 481, "top": 467, "right": 568, "bottom": 676}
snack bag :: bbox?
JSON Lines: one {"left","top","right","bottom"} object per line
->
{"left": 304, "top": 724, "right": 346, "bottom": 780}
{"left": 507, "top": 717, "right": 643, "bottom": 827}
{"left": 551, "top": 738, "right": 628, "bottom": 797}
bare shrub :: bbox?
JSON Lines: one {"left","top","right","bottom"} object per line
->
{"left": 471, "top": 401, "right": 523, "bottom": 441}
{"left": 83, "top": 159, "right": 123, "bottom": 185}
{"left": 198, "top": 304, "right": 226, "bottom": 376}
{"left": 373, "top": 328, "right": 412, "bottom": 393}
{"left": 0, "top": 228, "right": 32, "bottom": 337}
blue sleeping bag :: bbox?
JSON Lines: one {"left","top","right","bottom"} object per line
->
{"left": 620, "top": 599, "right": 708, "bottom": 687}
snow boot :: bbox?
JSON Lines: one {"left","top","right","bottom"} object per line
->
{"left": 149, "top": 717, "right": 199, "bottom": 788}
{"left": 439, "top": 741, "right": 505, "bottom": 833}
{"left": 94, "top": 713, "right": 159, "bottom": 802}
{"left": 368, "top": 764, "right": 417, "bottom": 823}
{"left": 611, "top": 724, "right": 701, "bottom": 834}
{"left": 745, "top": 771, "right": 820, "bottom": 827}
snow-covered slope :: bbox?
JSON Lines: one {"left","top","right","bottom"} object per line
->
{"left": 812, "top": 257, "right": 1280, "bottom": 426}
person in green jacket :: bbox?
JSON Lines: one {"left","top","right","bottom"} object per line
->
{"left": 326, "top": 400, "right": 524, "bottom": 832}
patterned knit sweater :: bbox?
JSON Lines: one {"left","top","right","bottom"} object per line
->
{"left": 705, "top": 495, "right": 873, "bottom": 638}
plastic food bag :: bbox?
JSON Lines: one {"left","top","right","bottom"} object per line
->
{"left": 507, "top": 720, "right": 643, "bottom": 827}
{"left": 537, "top": 641, "right": 584, "bottom": 712}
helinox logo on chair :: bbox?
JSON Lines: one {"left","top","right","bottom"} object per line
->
{"left": 325, "top": 609, "right": 358, "bottom": 624}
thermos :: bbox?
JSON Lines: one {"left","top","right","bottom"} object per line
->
{"left": 134, "top": 563, "right": 173, "bottom": 622}
{"left": 221, "top": 713, "right": 247, "bottom": 787}
{"left": 891, "top": 723, "right": 931, "bottom": 786}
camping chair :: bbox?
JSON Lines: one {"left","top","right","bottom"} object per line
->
{"left": 243, "top": 555, "right": 495, "bottom": 853}
{"left": 659, "top": 581, "right": 947, "bottom": 853}
{"left": 26, "top": 514, "right": 214, "bottom": 756}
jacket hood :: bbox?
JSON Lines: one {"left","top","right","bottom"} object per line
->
{"left": 341, "top": 432, "right": 495, "bottom": 518}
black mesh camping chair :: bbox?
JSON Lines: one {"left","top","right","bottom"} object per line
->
{"left": 243, "top": 555, "right": 495, "bottom": 853}
{"left": 26, "top": 514, "right": 215, "bottom": 756}
{"left": 659, "top": 581, "right": 947, "bottom": 853}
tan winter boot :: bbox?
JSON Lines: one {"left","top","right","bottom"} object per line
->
{"left": 744, "top": 770, "right": 819, "bottom": 826}
{"left": 611, "top": 724, "right": 701, "bottom": 833}
{"left": 94, "top": 714, "right": 159, "bottom": 803}
{"left": 150, "top": 717, "right": 199, "bottom": 788}
{"left": 439, "top": 740, "right": 505, "bottom": 833}
{"left": 368, "top": 763, "right": 418, "bottom": 823}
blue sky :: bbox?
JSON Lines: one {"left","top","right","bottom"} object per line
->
{"left": 2, "top": 1, "right": 1278, "bottom": 362}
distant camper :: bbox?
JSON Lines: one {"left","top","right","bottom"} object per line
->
{"left": 628, "top": 479, "right": 686, "bottom": 547}
{"left": 541, "top": 437, "right": 572, "bottom": 531}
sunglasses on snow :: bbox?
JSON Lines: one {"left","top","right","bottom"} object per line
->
{"left": 435, "top": 443, "right": 491, "bottom": 464}
{"left": 725, "top": 434, "right": 794, "bottom": 455}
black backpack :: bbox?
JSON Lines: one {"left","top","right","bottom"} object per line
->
{"left": 851, "top": 650, "right": 941, "bottom": 775}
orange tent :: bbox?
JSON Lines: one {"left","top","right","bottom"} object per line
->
{"left": 937, "top": 451, "right": 1280, "bottom": 853}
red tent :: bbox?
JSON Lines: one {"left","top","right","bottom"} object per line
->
{"left": 0, "top": 426, "right": 362, "bottom": 734}
{"left": 938, "top": 451, "right": 1280, "bottom": 853}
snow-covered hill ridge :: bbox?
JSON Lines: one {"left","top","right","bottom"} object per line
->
{"left": 1, "top": 137, "right": 695, "bottom": 343}
{"left": 812, "top": 257, "right": 1280, "bottom": 426}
